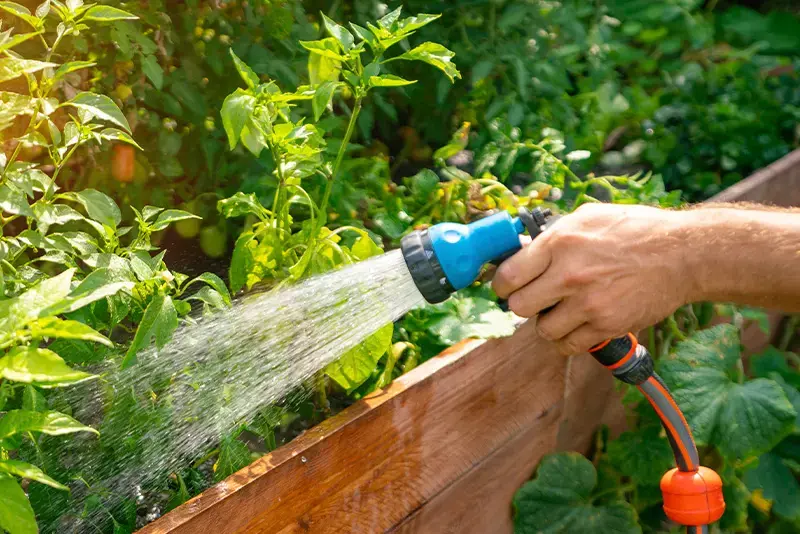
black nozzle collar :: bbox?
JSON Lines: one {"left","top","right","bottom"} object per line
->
{"left": 400, "top": 229, "right": 453, "bottom": 304}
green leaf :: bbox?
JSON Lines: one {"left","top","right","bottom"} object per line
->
{"left": 150, "top": 209, "right": 200, "bottom": 232}
{"left": 308, "top": 48, "right": 341, "bottom": 85}
{"left": 312, "top": 80, "right": 338, "bottom": 122}
{"left": 184, "top": 273, "right": 231, "bottom": 306}
{"left": 220, "top": 88, "right": 256, "bottom": 150}
{"left": 81, "top": 5, "right": 137, "bottom": 21}
{"left": 326, "top": 323, "right": 393, "bottom": 393}
{"left": 218, "top": 192, "right": 268, "bottom": 220}
{"left": 29, "top": 317, "right": 112, "bottom": 347}
{"left": 122, "top": 293, "right": 178, "bottom": 368}
{"left": 0, "top": 30, "right": 41, "bottom": 54}
{"left": 0, "top": 1, "right": 40, "bottom": 28}
{"left": 391, "top": 42, "right": 460, "bottom": 82}
{"left": 299, "top": 38, "right": 346, "bottom": 61}
{"left": 41, "top": 268, "right": 135, "bottom": 316}
{"left": 62, "top": 188, "right": 121, "bottom": 228}
{"left": 0, "top": 410, "right": 98, "bottom": 439}
{"left": 659, "top": 325, "right": 796, "bottom": 461}
{"left": 53, "top": 60, "right": 95, "bottom": 80}
{"left": 0, "top": 58, "right": 55, "bottom": 83}
{"left": 425, "top": 295, "right": 515, "bottom": 346}
{"left": 0, "top": 347, "right": 95, "bottom": 386}
{"left": 214, "top": 434, "right": 251, "bottom": 482}
{"left": 0, "top": 474, "right": 37, "bottom": 534}
{"left": 0, "top": 184, "right": 33, "bottom": 216}
{"left": 66, "top": 92, "right": 131, "bottom": 133}
{"left": 165, "top": 472, "right": 190, "bottom": 512}
{"left": 369, "top": 74, "right": 415, "bottom": 87}
{"left": 349, "top": 23, "right": 378, "bottom": 51}
{"left": 744, "top": 452, "right": 800, "bottom": 520}
{"left": 185, "top": 287, "right": 227, "bottom": 311}
{"left": 0, "top": 460, "right": 68, "bottom": 490}
{"left": 321, "top": 13, "right": 354, "bottom": 52}
{"left": 771, "top": 373, "right": 800, "bottom": 430}
{"left": 720, "top": 466, "right": 751, "bottom": 531}
{"left": 377, "top": 7, "right": 403, "bottom": 30}
{"left": 513, "top": 452, "right": 641, "bottom": 534}
{"left": 751, "top": 346, "right": 800, "bottom": 389}
{"left": 32, "top": 202, "right": 84, "bottom": 232}
{"left": 350, "top": 235, "right": 383, "bottom": 261}
{"left": 141, "top": 54, "right": 163, "bottom": 90}
{"left": 410, "top": 169, "right": 439, "bottom": 201}
{"left": 22, "top": 385, "right": 45, "bottom": 412}
{"left": 229, "top": 48, "right": 258, "bottom": 89}
{"left": 99, "top": 127, "right": 142, "bottom": 149}
{"left": 394, "top": 13, "right": 441, "bottom": 35}
{"left": 607, "top": 426, "right": 674, "bottom": 485}
{"left": 0, "top": 268, "right": 74, "bottom": 333}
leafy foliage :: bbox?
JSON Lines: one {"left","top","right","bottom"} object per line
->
{"left": 513, "top": 452, "right": 641, "bottom": 534}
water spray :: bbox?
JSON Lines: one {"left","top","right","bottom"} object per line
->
{"left": 400, "top": 208, "right": 725, "bottom": 534}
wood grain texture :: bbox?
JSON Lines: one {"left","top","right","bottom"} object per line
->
{"left": 140, "top": 320, "right": 567, "bottom": 534}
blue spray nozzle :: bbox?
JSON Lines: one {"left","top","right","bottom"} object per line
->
{"left": 400, "top": 208, "right": 552, "bottom": 304}
{"left": 427, "top": 211, "right": 523, "bottom": 291}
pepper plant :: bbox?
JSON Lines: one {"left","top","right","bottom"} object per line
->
{"left": 0, "top": 3, "right": 230, "bottom": 532}
{"left": 217, "top": 8, "right": 460, "bottom": 399}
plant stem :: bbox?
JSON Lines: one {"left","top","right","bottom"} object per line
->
{"left": 314, "top": 371, "right": 330, "bottom": 416}
{"left": 192, "top": 448, "right": 220, "bottom": 468}
{"left": 778, "top": 315, "right": 799, "bottom": 351}
{"left": 318, "top": 96, "right": 362, "bottom": 225}
{"left": 665, "top": 314, "right": 686, "bottom": 342}
{"left": 735, "top": 358, "right": 745, "bottom": 384}
{"left": 648, "top": 325, "right": 656, "bottom": 356}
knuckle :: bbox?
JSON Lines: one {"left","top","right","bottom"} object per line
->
{"left": 508, "top": 294, "right": 527, "bottom": 317}
{"left": 582, "top": 294, "right": 605, "bottom": 318}
{"left": 536, "top": 321, "right": 554, "bottom": 341}
{"left": 561, "top": 269, "right": 590, "bottom": 289}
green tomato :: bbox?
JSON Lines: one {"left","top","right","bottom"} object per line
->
{"left": 200, "top": 226, "right": 227, "bottom": 258}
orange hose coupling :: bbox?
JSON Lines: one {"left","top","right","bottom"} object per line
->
{"left": 660, "top": 467, "right": 725, "bottom": 526}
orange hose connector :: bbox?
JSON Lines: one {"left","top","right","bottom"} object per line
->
{"left": 660, "top": 467, "right": 725, "bottom": 526}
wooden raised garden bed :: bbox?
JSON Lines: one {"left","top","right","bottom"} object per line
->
{"left": 140, "top": 149, "right": 800, "bottom": 534}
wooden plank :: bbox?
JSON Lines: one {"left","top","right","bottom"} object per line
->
{"left": 556, "top": 353, "right": 627, "bottom": 453}
{"left": 709, "top": 148, "right": 800, "bottom": 206}
{"left": 389, "top": 400, "right": 561, "bottom": 534}
{"left": 140, "top": 320, "right": 567, "bottom": 534}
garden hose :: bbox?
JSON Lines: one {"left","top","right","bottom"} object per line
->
{"left": 401, "top": 208, "right": 726, "bottom": 532}
{"left": 589, "top": 334, "right": 725, "bottom": 533}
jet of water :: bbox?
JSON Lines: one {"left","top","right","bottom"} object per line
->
{"left": 41, "top": 250, "right": 425, "bottom": 532}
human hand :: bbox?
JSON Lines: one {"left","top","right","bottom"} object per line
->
{"left": 492, "top": 203, "right": 695, "bottom": 355}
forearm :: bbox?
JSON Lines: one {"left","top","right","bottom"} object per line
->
{"left": 682, "top": 205, "right": 800, "bottom": 312}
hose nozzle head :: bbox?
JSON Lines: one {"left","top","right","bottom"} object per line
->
{"left": 401, "top": 208, "right": 552, "bottom": 304}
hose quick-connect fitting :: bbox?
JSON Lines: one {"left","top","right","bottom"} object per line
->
{"left": 401, "top": 208, "right": 552, "bottom": 304}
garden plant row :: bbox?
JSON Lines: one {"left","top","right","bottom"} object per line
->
{"left": 0, "top": 1, "right": 798, "bottom": 533}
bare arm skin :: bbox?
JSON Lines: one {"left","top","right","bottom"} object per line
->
{"left": 492, "top": 202, "right": 800, "bottom": 356}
